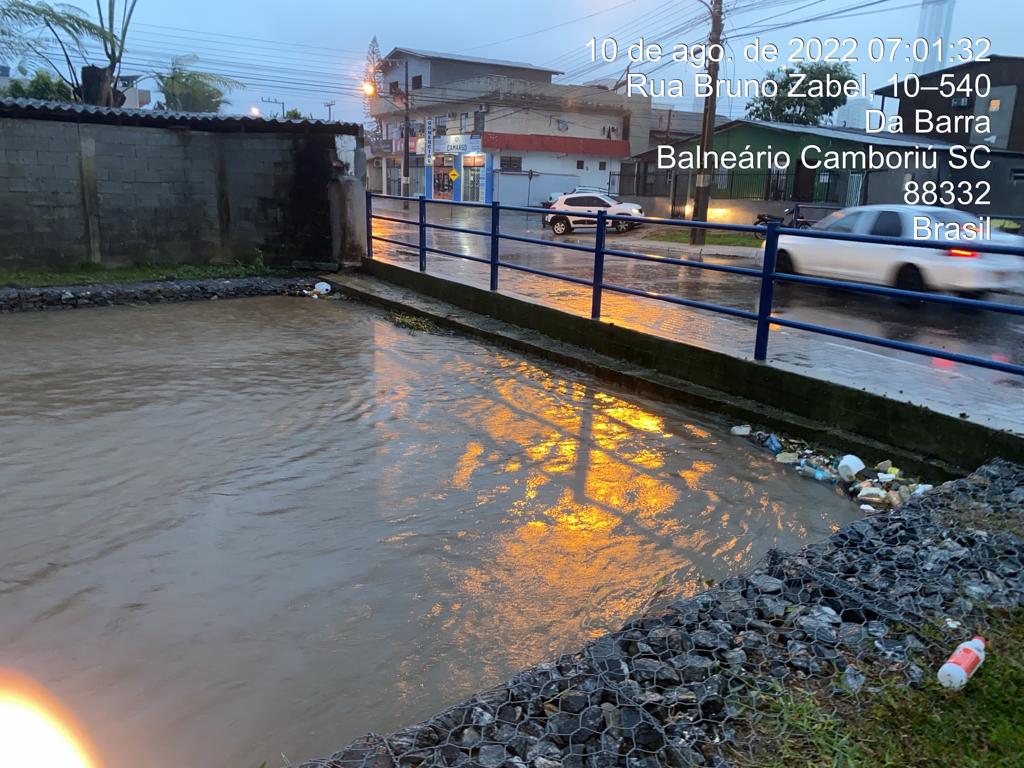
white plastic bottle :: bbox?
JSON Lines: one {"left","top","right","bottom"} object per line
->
{"left": 937, "top": 636, "right": 987, "bottom": 690}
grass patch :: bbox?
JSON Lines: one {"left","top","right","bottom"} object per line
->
{"left": 735, "top": 610, "right": 1024, "bottom": 768}
{"left": 0, "top": 257, "right": 278, "bottom": 288}
{"left": 645, "top": 230, "right": 763, "bottom": 248}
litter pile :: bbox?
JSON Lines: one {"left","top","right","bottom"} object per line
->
{"left": 296, "top": 460, "right": 1024, "bottom": 768}
{"left": 730, "top": 425, "right": 933, "bottom": 511}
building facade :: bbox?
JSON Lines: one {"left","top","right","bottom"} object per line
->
{"left": 368, "top": 49, "right": 648, "bottom": 206}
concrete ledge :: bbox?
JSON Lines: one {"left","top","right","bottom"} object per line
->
{"left": 352, "top": 258, "right": 1024, "bottom": 476}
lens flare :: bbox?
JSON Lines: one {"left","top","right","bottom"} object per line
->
{"left": 0, "top": 671, "right": 96, "bottom": 768}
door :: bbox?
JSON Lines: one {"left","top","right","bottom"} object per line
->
{"left": 565, "top": 195, "right": 609, "bottom": 228}
{"left": 799, "top": 209, "right": 868, "bottom": 278}
{"left": 859, "top": 209, "right": 905, "bottom": 284}
{"left": 792, "top": 162, "right": 816, "bottom": 202}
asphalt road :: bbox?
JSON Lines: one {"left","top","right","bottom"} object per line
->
{"left": 370, "top": 200, "right": 1024, "bottom": 432}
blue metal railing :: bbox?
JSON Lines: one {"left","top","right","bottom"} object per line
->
{"left": 366, "top": 191, "right": 1024, "bottom": 377}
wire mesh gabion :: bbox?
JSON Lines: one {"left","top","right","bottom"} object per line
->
{"left": 297, "top": 459, "right": 1024, "bottom": 768}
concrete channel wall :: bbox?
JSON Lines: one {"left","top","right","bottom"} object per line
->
{"left": 0, "top": 101, "right": 363, "bottom": 270}
{"left": 357, "top": 258, "right": 1024, "bottom": 477}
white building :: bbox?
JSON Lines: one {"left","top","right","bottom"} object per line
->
{"left": 368, "top": 48, "right": 650, "bottom": 206}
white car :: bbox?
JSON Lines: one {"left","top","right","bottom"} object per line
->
{"left": 544, "top": 186, "right": 608, "bottom": 205}
{"left": 776, "top": 204, "right": 1024, "bottom": 297}
{"left": 544, "top": 193, "right": 644, "bottom": 235}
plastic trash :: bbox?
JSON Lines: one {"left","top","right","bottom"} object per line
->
{"left": 813, "top": 468, "right": 834, "bottom": 483}
{"left": 730, "top": 425, "right": 752, "bottom": 436}
{"left": 314, "top": 281, "right": 332, "bottom": 295}
{"left": 913, "top": 484, "right": 934, "bottom": 496}
{"left": 775, "top": 451, "right": 799, "bottom": 465}
{"left": 764, "top": 434, "right": 782, "bottom": 454}
{"left": 837, "top": 454, "right": 866, "bottom": 482}
{"left": 937, "top": 636, "right": 986, "bottom": 690}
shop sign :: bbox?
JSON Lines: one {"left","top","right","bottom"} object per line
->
{"left": 424, "top": 118, "right": 434, "bottom": 165}
{"left": 433, "top": 134, "right": 481, "bottom": 155}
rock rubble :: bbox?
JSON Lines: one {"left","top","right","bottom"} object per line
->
{"left": 0, "top": 277, "right": 318, "bottom": 312}
{"left": 298, "top": 460, "right": 1024, "bottom": 768}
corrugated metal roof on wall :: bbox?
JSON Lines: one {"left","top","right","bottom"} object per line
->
{"left": 0, "top": 97, "right": 362, "bottom": 135}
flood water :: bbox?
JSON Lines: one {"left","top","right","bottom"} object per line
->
{"left": 0, "top": 297, "right": 858, "bottom": 768}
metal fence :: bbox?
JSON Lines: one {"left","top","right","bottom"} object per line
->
{"left": 366, "top": 192, "right": 1024, "bottom": 378}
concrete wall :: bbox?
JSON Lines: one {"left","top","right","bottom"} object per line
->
{"left": 0, "top": 116, "right": 344, "bottom": 271}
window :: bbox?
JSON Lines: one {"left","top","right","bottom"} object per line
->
{"left": 814, "top": 210, "right": 866, "bottom": 233}
{"left": 435, "top": 115, "right": 448, "bottom": 134}
{"left": 411, "top": 75, "right": 422, "bottom": 90}
{"left": 576, "top": 160, "right": 585, "bottom": 170}
{"left": 599, "top": 161, "right": 607, "bottom": 171}
{"left": 567, "top": 196, "right": 608, "bottom": 208}
{"left": 384, "top": 123, "right": 393, "bottom": 139}
{"left": 389, "top": 81, "right": 400, "bottom": 95}
{"left": 870, "top": 211, "right": 903, "bottom": 237}
{"left": 1011, "top": 168, "right": 1024, "bottom": 184}
{"left": 460, "top": 113, "right": 470, "bottom": 132}
{"left": 474, "top": 111, "right": 485, "bottom": 133}
{"left": 989, "top": 98, "right": 1002, "bottom": 113}
{"left": 500, "top": 155, "right": 522, "bottom": 172}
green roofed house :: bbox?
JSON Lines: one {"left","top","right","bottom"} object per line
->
{"left": 619, "top": 118, "right": 1024, "bottom": 224}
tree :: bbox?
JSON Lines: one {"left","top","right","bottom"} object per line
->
{"left": 0, "top": 0, "right": 107, "bottom": 97}
{"left": 2, "top": 68, "right": 73, "bottom": 100}
{"left": 282, "top": 107, "right": 303, "bottom": 119}
{"left": 153, "top": 56, "right": 241, "bottom": 113}
{"left": 79, "top": 0, "right": 139, "bottom": 106}
{"left": 745, "top": 62, "right": 857, "bottom": 126}
{"left": 363, "top": 35, "right": 383, "bottom": 136}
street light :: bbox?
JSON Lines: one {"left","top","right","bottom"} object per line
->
{"left": 362, "top": 81, "right": 376, "bottom": 97}
{"left": 249, "top": 106, "right": 261, "bottom": 117}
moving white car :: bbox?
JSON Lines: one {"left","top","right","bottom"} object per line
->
{"left": 775, "top": 204, "right": 1024, "bottom": 298}
{"left": 544, "top": 193, "right": 644, "bottom": 235}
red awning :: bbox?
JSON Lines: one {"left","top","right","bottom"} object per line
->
{"left": 481, "top": 132, "right": 629, "bottom": 157}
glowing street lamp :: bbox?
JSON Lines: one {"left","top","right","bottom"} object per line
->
{"left": 0, "top": 672, "right": 97, "bottom": 768}
{"left": 362, "top": 81, "right": 376, "bottom": 97}
{"left": 249, "top": 106, "right": 261, "bottom": 117}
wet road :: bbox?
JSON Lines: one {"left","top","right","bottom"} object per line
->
{"left": 371, "top": 201, "right": 1024, "bottom": 433}
{"left": 0, "top": 297, "right": 858, "bottom": 768}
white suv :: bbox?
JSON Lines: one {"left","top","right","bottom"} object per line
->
{"left": 544, "top": 193, "right": 644, "bottom": 235}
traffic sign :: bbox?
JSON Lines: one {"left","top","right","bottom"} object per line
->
{"left": 448, "top": 169, "right": 459, "bottom": 182}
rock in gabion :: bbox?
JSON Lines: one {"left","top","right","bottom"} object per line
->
{"left": 296, "top": 460, "right": 1024, "bottom": 768}
{"left": 0, "top": 276, "right": 319, "bottom": 312}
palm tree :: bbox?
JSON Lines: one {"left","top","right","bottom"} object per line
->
{"left": 1, "top": 1, "right": 107, "bottom": 96}
{"left": 153, "top": 56, "right": 242, "bottom": 113}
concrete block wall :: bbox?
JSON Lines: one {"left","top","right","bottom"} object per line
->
{"left": 0, "top": 116, "right": 339, "bottom": 271}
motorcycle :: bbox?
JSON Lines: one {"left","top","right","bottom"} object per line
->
{"left": 754, "top": 207, "right": 812, "bottom": 240}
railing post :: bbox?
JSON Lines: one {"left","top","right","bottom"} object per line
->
{"left": 489, "top": 200, "right": 500, "bottom": 291}
{"left": 591, "top": 211, "right": 607, "bottom": 320}
{"left": 754, "top": 220, "right": 780, "bottom": 361}
{"left": 417, "top": 195, "right": 427, "bottom": 272}
{"left": 365, "top": 189, "right": 373, "bottom": 261}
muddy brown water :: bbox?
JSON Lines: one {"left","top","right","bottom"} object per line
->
{"left": 0, "top": 297, "right": 859, "bottom": 768}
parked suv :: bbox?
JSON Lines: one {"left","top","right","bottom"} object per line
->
{"left": 544, "top": 193, "right": 644, "bottom": 235}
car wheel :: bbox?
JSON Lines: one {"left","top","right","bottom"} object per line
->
{"left": 613, "top": 220, "right": 629, "bottom": 233}
{"left": 551, "top": 217, "right": 571, "bottom": 236}
{"left": 775, "top": 250, "right": 797, "bottom": 275}
{"left": 894, "top": 264, "right": 927, "bottom": 294}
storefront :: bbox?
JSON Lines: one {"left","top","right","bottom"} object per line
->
{"left": 422, "top": 123, "right": 493, "bottom": 203}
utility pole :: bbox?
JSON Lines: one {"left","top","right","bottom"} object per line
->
{"left": 690, "top": 0, "right": 723, "bottom": 245}
{"left": 402, "top": 59, "right": 411, "bottom": 204}
{"left": 323, "top": 100, "right": 336, "bottom": 120}
{"left": 261, "top": 96, "right": 285, "bottom": 118}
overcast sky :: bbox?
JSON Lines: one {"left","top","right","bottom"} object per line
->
{"left": 57, "top": 0, "right": 1023, "bottom": 122}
